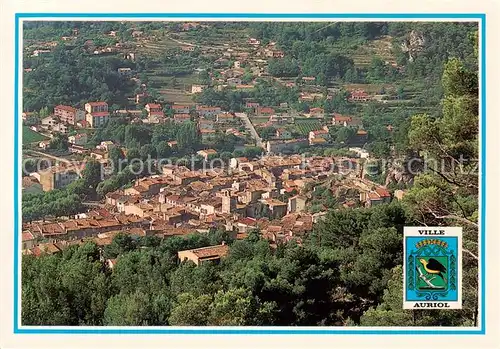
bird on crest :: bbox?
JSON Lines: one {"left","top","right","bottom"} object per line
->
{"left": 418, "top": 258, "right": 447, "bottom": 283}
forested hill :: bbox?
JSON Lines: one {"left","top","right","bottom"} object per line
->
{"left": 249, "top": 21, "right": 477, "bottom": 80}
{"left": 22, "top": 21, "right": 477, "bottom": 112}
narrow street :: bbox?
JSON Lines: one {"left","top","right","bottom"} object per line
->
{"left": 235, "top": 112, "right": 264, "bottom": 149}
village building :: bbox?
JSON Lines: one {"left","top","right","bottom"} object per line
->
{"left": 171, "top": 105, "right": 191, "bottom": 114}
{"left": 173, "top": 114, "right": 191, "bottom": 123}
{"left": 85, "top": 101, "right": 110, "bottom": 128}
{"left": 196, "top": 105, "right": 222, "bottom": 117}
{"left": 309, "top": 108, "right": 325, "bottom": 118}
{"left": 197, "top": 149, "right": 218, "bottom": 161}
{"left": 287, "top": 195, "right": 307, "bottom": 213}
{"left": 68, "top": 133, "right": 88, "bottom": 146}
{"left": 332, "top": 114, "right": 353, "bottom": 127}
{"left": 256, "top": 106, "right": 275, "bottom": 116}
{"left": 35, "top": 165, "right": 80, "bottom": 192}
{"left": 178, "top": 243, "right": 229, "bottom": 266}
{"left": 349, "top": 89, "right": 371, "bottom": 102}
{"left": 54, "top": 105, "right": 85, "bottom": 125}
{"left": 308, "top": 127, "right": 330, "bottom": 145}
{"left": 145, "top": 103, "right": 165, "bottom": 123}
{"left": 191, "top": 84, "right": 205, "bottom": 94}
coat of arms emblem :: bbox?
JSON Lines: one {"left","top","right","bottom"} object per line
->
{"left": 403, "top": 227, "right": 462, "bottom": 309}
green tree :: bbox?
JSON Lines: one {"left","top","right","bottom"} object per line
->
{"left": 168, "top": 293, "right": 212, "bottom": 326}
{"left": 103, "top": 291, "right": 152, "bottom": 326}
{"left": 82, "top": 159, "right": 102, "bottom": 190}
{"left": 208, "top": 288, "right": 254, "bottom": 325}
{"left": 108, "top": 147, "right": 125, "bottom": 173}
{"left": 104, "top": 233, "right": 137, "bottom": 259}
{"left": 176, "top": 121, "right": 201, "bottom": 152}
{"left": 156, "top": 141, "right": 172, "bottom": 159}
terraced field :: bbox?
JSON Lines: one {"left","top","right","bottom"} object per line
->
{"left": 351, "top": 35, "right": 397, "bottom": 67}
{"left": 138, "top": 33, "right": 184, "bottom": 57}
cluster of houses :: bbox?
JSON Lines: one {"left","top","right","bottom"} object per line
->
{"left": 22, "top": 152, "right": 399, "bottom": 260}
{"left": 27, "top": 99, "right": 249, "bottom": 153}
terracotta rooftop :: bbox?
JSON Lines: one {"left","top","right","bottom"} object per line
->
{"left": 55, "top": 105, "right": 76, "bottom": 112}
{"left": 22, "top": 232, "right": 34, "bottom": 241}
{"left": 189, "top": 244, "right": 230, "bottom": 259}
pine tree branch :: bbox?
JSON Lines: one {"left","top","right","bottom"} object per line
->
{"left": 428, "top": 211, "right": 478, "bottom": 228}
{"left": 463, "top": 248, "right": 479, "bottom": 261}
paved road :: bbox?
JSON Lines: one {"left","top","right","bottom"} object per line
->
{"left": 235, "top": 112, "right": 264, "bottom": 149}
{"left": 24, "top": 150, "right": 72, "bottom": 164}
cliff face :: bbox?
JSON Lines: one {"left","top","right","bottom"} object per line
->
{"left": 384, "top": 157, "right": 417, "bottom": 186}
{"left": 400, "top": 30, "right": 426, "bottom": 62}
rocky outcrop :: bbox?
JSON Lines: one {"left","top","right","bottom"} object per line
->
{"left": 384, "top": 157, "right": 417, "bottom": 186}
{"left": 400, "top": 30, "right": 426, "bottom": 62}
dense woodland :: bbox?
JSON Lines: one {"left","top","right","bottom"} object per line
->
{"left": 22, "top": 21, "right": 479, "bottom": 327}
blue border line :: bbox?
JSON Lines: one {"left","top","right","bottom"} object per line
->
{"left": 15, "top": 13, "right": 485, "bottom": 19}
{"left": 14, "top": 14, "right": 20, "bottom": 334}
{"left": 13, "top": 13, "right": 486, "bottom": 335}
{"left": 480, "top": 15, "right": 486, "bottom": 333}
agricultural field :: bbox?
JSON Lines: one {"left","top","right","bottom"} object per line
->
{"left": 158, "top": 88, "right": 196, "bottom": 105}
{"left": 250, "top": 117, "right": 271, "bottom": 125}
{"left": 294, "top": 119, "right": 324, "bottom": 136}
{"left": 22, "top": 126, "right": 48, "bottom": 145}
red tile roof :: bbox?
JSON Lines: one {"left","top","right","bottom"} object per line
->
{"left": 375, "top": 188, "right": 391, "bottom": 198}
{"left": 190, "top": 244, "right": 229, "bottom": 259}
{"left": 91, "top": 112, "right": 109, "bottom": 117}
{"left": 87, "top": 101, "right": 108, "bottom": 107}
{"left": 258, "top": 107, "right": 274, "bottom": 114}
{"left": 311, "top": 129, "right": 328, "bottom": 135}
{"left": 150, "top": 111, "right": 164, "bottom": 116}
{"left": 55, "top": 105, "right": 76, "bottom": 112}
{"left": 310, "top": 107, "right": 324, "bottom": 113}
{"left": 238, "top": 217, "right": 257, "bottom": 226}
{"left": 333, "top": 114, "right": 353, "bottom": 122}
{"left": 22, "top": 232, "right": 34, "bottom": 241}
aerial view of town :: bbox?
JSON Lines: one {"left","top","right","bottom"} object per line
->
{"left": 20, "top": 21, "right": 479, "bottom": 327}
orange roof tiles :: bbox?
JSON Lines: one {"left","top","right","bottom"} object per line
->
{"left": 190, "top": 244, "right": 229, "bottom": 259}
